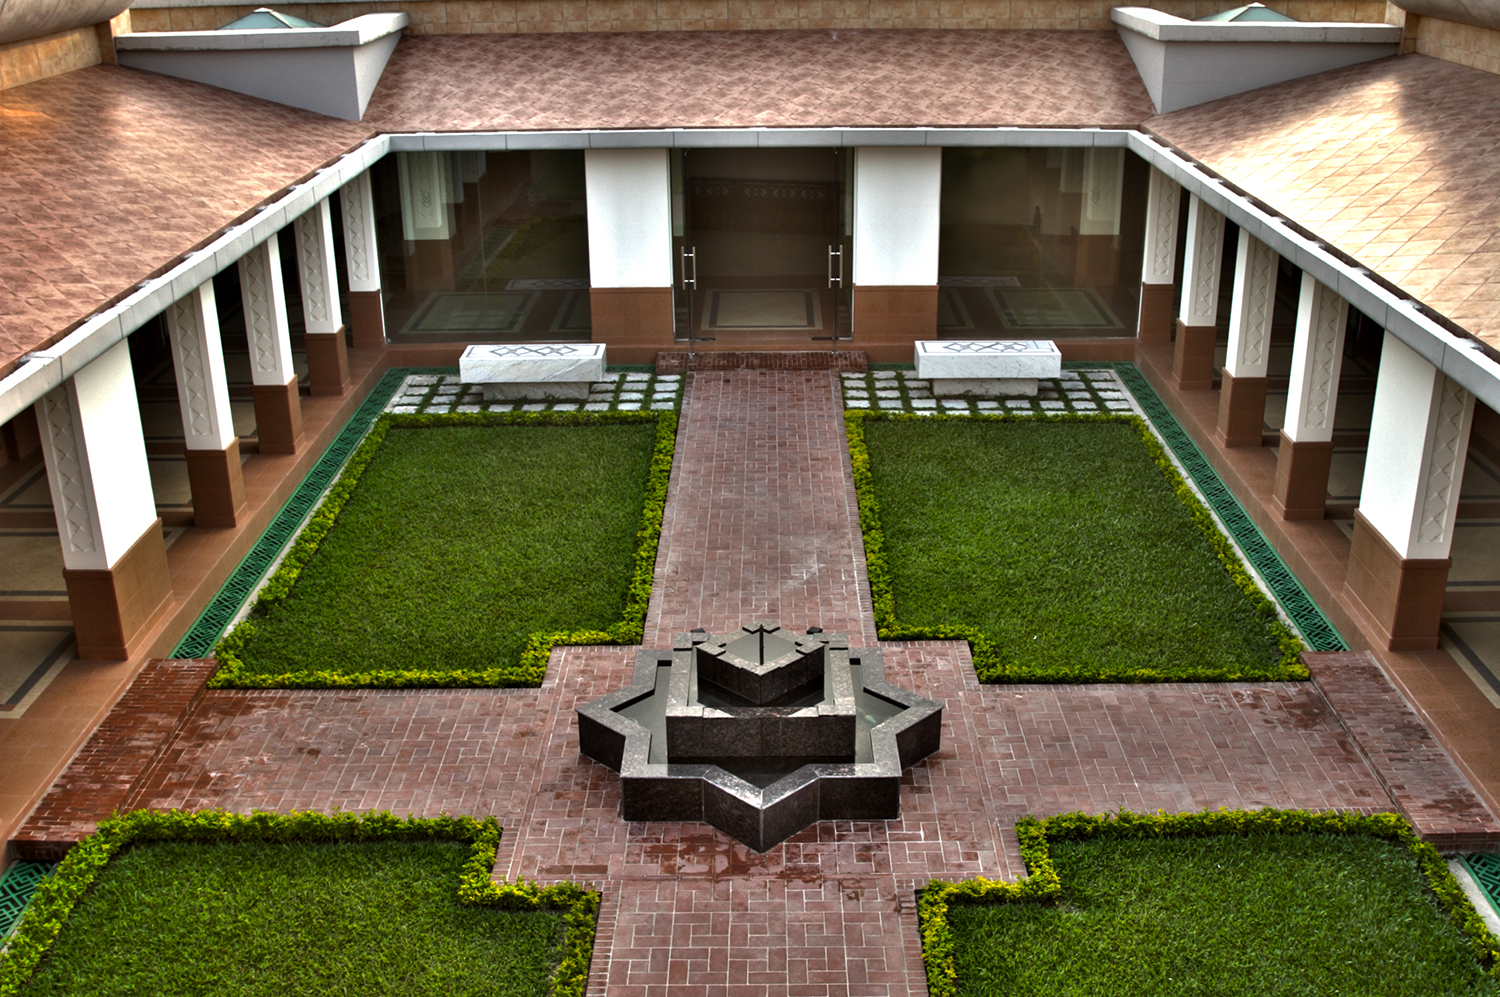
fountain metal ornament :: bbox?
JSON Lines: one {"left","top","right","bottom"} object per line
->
{"left": 577, "top": 622, "right": 943, "bottom": 851}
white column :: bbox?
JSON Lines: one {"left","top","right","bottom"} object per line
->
{"left": 851, "top": 147, "right": 941, "bottom": 287}
{"left": 1178, "top": 195, "right": 1225, "bottom": 330}
{"left": 294, "top": 199, "right": 344, "bottom": 336}
{"left": 1137, "top": 166, "right": 1181, "bottom": 342}
{"left": 584, "top": 148, "right": 672, "bottom": 289}
{"left": 164, "top": 281, "right": 236, "bottom": 452}
{"left": 1140, "top": 166, "right": 1181, "bottom": 288}
{"left": 1360, "top": 332, "right": 1475, "bottom": 560}
{"left": 339, "top": 170, "right": 382, "bottom": 295}
{"left": 35, "top": 340, "right": 158, "bottom": 573}
{"left": 1223, "top": 230, "right": 1279, "bottom": 380}
{"left": 238, "top": 236, "right": 294, "bottom": 388}
{"left": 1284, "top": 272, "right": 1348, "bottom": 445}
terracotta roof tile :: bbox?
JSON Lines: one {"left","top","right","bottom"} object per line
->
{"left": 1149, "top": 55, "right": 1500, "bottom": 350}
{"left": 362, "top": 29, "right": 1157, "bottom": 132}
{"left": 0, "top": 65, "right": 373, "bottom": 378}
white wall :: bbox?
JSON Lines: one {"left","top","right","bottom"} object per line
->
{"left": 585, "top": 148, "right": 673, "bottom": 289}
{"left": 852, "top": 147, "right": 941, "bottom": 287}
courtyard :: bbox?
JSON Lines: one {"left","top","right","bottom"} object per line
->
{"left": 3, "top": 360, "right": 1498, "bottom": 994}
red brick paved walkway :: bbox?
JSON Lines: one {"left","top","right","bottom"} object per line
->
{"left": 15, "top": 370, "right": 1500, "bottom": 996}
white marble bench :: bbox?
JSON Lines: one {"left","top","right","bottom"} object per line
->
{"left": 914, "top": 340, "right": 1063, "bottom": 397}
{"left": 459, "top": 343, "right": 607, "bottom": 401}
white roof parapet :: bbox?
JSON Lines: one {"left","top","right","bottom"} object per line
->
{"left": 115, "top": 12, "right": 407, "bottom": 50}
{"left": 0, "top": 135, "right": 391, "bottom": 427}
{"left": 1111, "top": 6, "right": 1402, "bottom": 43}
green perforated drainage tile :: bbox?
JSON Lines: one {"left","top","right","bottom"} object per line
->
{"left": 1, "top": 860, "right": 53, "bottom": 940}
{"left": 1464, "top": 854, "right": 1500, "bottom": 914}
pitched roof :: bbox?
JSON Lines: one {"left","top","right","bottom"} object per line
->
{"left": 0, "top": 65, "right": 373, "bottom": 378}
{"left": 1147, "top": 54, "right": 1500, "bottom": 351}
{"left": 362, "top": 29, "right": 1157, "bottom": 132}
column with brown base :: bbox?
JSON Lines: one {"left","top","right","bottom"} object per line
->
{"left": 340, "top": 170, "right": 387, "bottom": 349}
{"left": 36, "top": 340, "right": 172, "bottom": 660}
{"left": 1346, "top": 330, "right": 1475, "bottom": 650}
{"left": 1273, "top": 273, "right": 1348, "bottom": 519}
{"left": 295, "top": 199, "right": 350, "bottom": 396}
{"left": 1137, "top": 167, "right": 1181, "bottom": 343}
{"left": 1173, "top": 195, "right": 1225, "bottom": 391}
{"left": 1218, "top": 230, "right": 1279, "bottom": 447}
{"left": 238, "top": 235, "right": 303, "bottom": 454}
{"left": 165, "top": 282, "right": 247, "bottom": 528}
{"left": 584, "top": 148, "right": 675, "bottom": 358}
{"left": 851, "top": 147, "right": 941, "bottom": 349}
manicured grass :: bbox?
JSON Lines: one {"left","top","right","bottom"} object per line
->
{"left": 858, "top": 416, "right": 1296, "bottom": 681}
{"left": 947, "top": 833, "right": 1500, "bottom": 996}
{"left": 233, "top": 420, "right": 657, "bottom": 680}
{"left": 16, "top": 839, "right": 562, "bottom": 997}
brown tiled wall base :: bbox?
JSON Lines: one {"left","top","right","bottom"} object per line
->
{"left": 1305, "top": 651, "right": 1500, "bottom": 851}
{"left": 1173, "top": 319, "right": 1216, "bottom": 390}
{"left": 1273, "top": 433, "right": 1335, "bottom": 519}
{"left": 251, "top": 379, "right": 304, "bottom": 455}
{"left": 185, "top": 440, "right": 248, "bottom": 528}
{"left": 1345, "top": 510, "right": 1450, "bottom": 651}
{"left": 851, "top": 285, "right": 938, "bottom": 364}
{"left": 305, "top": 329, "right": 350, "bottom": 396}
{"left": 1218, "top": 371, "right": 1268, "bottom": 447}
{"left": 347, "top": 290, "right": 387, "bottom": 349}
{"left": 589, "top": 287, "right": 674, "bottom": 366}
{"left": 1137, "top": 282, "right": 1176, "bottom": 342}
{"left": 64, "top": 520, "right": 173, "bottom": 661}
{"left": 11, "top": 659, "right": 217, "bottom": 860}
{"left": 654, "top": 350, "right": 867, "bottom": 373}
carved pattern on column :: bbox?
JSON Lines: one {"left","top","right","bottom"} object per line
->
{"left": 1143, "top": 169, "right": 1181, "bottom": 285}
{"left": 167, "top": 295, "right": 215, "bottom": 438}
{"left": 1236, "top": 237, "right": 1277, "bottom": 370}
{"left": 340, "top": 172, "right": 373, "bottom": 287}
{"left": 40, "top": 388, "right": 97, "bottom": 555}
{"left": 295, "top": 206, "right": 333, "bottom": 328}
{"left": 1303, "top": 285, "right": 1345, "bottom": 432}
{"left": 1417, "top": 376, "right": 1471, "bottom": 546}
{"left": 239, "top": 243, "right": 282, "bottom": 378}
{"left": 1187, "top": 203, "right": 1224, "bottom": 324}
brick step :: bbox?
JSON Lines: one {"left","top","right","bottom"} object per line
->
{"left": 1306, "top": 650, "right": 1500, "bottom": 852}
{"left": 11, "top": 659, "right": 218, "bottom": 861}
{"left": 655, "top": 350, "right": 868, "bottom": 373}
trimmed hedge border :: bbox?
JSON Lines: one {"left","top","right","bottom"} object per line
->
{"left": 845, "top": 409, "right": 1306, "bottom": 683}
{"left": 0, "top": 809, "right": 599, "bottom": 997}
{"left": 210, "top": 409, "right": 677, "bottom": 689}
{"left": 918, "top": 808, "right": 1500, "bottom": 997}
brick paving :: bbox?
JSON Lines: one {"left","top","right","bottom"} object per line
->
{"left": 1307, "top": 650, "right": 1500, "bottom": 851}
{"left": 14, "top": 370, "right": 1500, "bottom": 994}
{"left": 11, "top": 658, "right": 216, "bottom": 860}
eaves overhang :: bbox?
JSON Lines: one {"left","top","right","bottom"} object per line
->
{"left": 4, "top": 124, "right": 1499, "bottom": 424}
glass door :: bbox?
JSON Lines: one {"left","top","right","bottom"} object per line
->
{"left": 670, "top": 150, "right": 708, "bottom": 348}
{"left": 814, "top": 148, "right": 853, "bottom": 350}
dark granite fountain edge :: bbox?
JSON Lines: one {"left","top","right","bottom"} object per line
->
{"left": 576, "top": 634, "right": 944, "bottom": 851}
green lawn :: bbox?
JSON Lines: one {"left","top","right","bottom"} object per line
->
{"left": 16, "top": 839, "right": 562, "bottom": 997}
{"left": 947, "top": 833, "right": 1499, "bottom": 996}
{"left": 859, "top": 416, "right": 1295, "bottom": 681}
{"left": 232, "top": 420, "right": 657, "bottom": 680}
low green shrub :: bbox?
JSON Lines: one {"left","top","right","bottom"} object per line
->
{"left": 211, "top": 410, "right": 676, "bottom": 688}
{"left": 919, "top": 809, "right": 1500, "bottom": 997}
{"left": 0, "top": 809, "right": 598, "bottom": 997}
{"left": 846, "top": 410, "right": 1305, "bottom": 682}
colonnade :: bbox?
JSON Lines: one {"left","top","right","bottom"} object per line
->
{"left": 30, "top": 172, "right": 383, "bottom": 659}
{"left": 1141, "top": 168, "right": 1475, "bottom": 652}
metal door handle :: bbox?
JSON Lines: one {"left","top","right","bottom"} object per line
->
{"left": 828, "top": 245, "right": 842, "bottom": 288}
{"left": 682, "top": 247, "right": 697, "bottom": 289}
